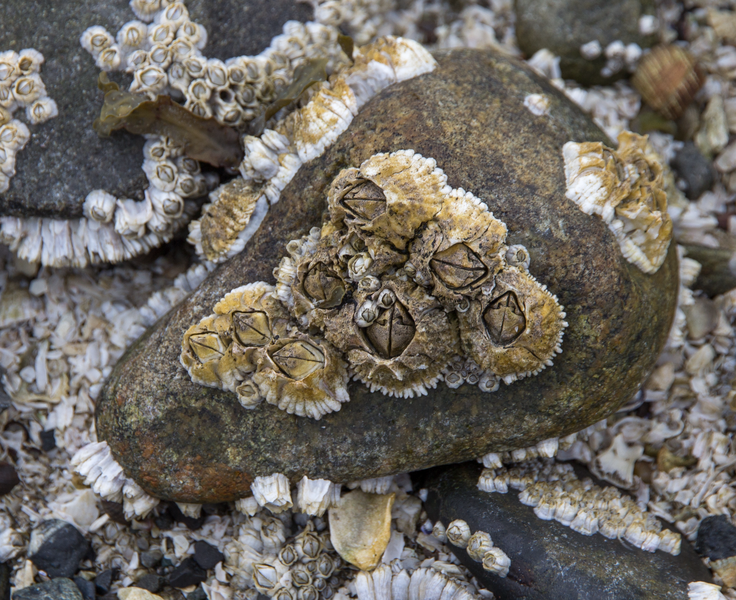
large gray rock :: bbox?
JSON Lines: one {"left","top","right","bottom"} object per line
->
{"left": 11, "top": 578, "right": 82, "bottom": 600}
{"left": 96, "top": 49, "right": 678, "bottom": 503}
{"left": 420, "top": 462, "right": 712, "bottom": 600}
{"left": 0, "top": 0, "right": 312, "bottom": 219}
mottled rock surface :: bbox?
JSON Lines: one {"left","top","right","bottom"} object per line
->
{"left": 28, "top": 519, "right": 89, "bottom": 578}
{"left": 97, "top": 49, "right": 679, "bottom": 503}
{"left": 420, "top": 462, "right": 711, "bottom": 600}
{"left": 515, "top": 0, "right": 655, "bottom": 85}
{"left": 0, "top": 0, "right": 312, "bottom": 219}
{"left": 12, "top": 578, "right": 83, "bottom": 600}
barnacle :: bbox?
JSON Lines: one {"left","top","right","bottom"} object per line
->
{"left": 459, "top": 266, "right": 567, "bottom": 384}
{"left": 563, "top": 131, "right": 673, "bottom": 274}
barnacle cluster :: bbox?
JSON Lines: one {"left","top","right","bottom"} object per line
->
{"left": 477, "top": 459, "right": 682, "bottom": 555}
{"left": 0, "top": 48, "right": 57, "bottom": 193}
{"left": 188, "top": 35, "right": 438, "bottom": 262}
{"left": 563, "top": 131, "right": 674, "bottom": 274}
{"left": 438, "top": 519, "right": 511, "bottom": 577}
{"left": 182, "top": 150, "right": 567, "bottom": 417}
{"left": 352, "top": 564, "right": 479, "bottom": 600}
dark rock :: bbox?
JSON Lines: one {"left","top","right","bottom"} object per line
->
{"left": 193, "top": 541, "right": 224, "bottom": 570}
{"left": 100, "top": 500, "right": 127, "bottom": 525}
{"left": 140, "top": 549, "right": 164, "bottom": 569}
{"left": 672, "top": 142, "right": 716, "bottom": 200}
{"left": 0, "top": 369, "right": 10, "bottom": 415}
{"left": 0, "top": 562, "right": 10, "bottom": 600}
{"left": 515, "top": 0, "right": 656, "bottom": 85}
{"left": 682, "top": 244, "right": 736, "bottom": 298}
{"left": 11, "top": 578, "right": 83, "bottom": 600}
{"left": 0, "top": 0, "right": 312, "bottom": 220}
{"left": 186, "top": 587, "right": 207, "bottom": 600}
{"left": 136, "top": 538, "right": 149, "bottom": 551}
{"left": 28, "top": 519, "right": 90, "bottom": 578}
{"left": 154, "top": 508, "right": 174, "bottom": 531}
{"left": 168, "top": 503, "right": 205, "bottom": 530}
{"left": 94, "top": 569, "right": 115, "bottom": 595}
{"left": 168, "top": 557, "right": 206, "bottom": 589}
{"left": 696, "top": 515, "right": 736, "bottom": 561}
{"left": 39, "top": 430, "right": 56, "bottom": 452}
{"left": 135, "top": 573, "right": 164, "bottom": 594}
{"left": 420, "top": 461, "right": 712, "bottom": 600}
{"left": 0, "top": 463, "right": 19, "bottom": 496}
{"left": 97, "top": 48, "right": 679, "bottom": 503}
{"left": 73, "top": 576, "right": 96, "bottom": 600}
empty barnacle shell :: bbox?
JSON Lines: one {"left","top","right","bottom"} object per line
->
{"left": 459, "top": 266, "right": 566, "bottom": 384}
{"left": 446, "top": 519, "right": 471, "bottom": 548}
{"left": 325, "top": 276, "right": 460, "bottom": 398}
{"left": 466, "top": 531, "right": 494, "bottom": 561}
{"left": 631, "top": 45, "right": 703, "bottom": 121}
{"left": 482, "top": 547, "right": 511, "bottom": 577}
{"left": 505, "top": 245, "right": 531, "bottom": 271}
{"left": 251, "top": 473, "right": 293, "bottom": 513}
{"left": 327, "top": 150, "right": 448, "bottom": 250}
{"left": 563, "top": 131, "right": 673, "bottom": 274}
{"left": 26, "top": 97, "right": 58, "bottom": 125}
{"left": 80, "top": 25, "right": 114, "bottom": 57}
{"left": 253, "top": 333, "right": 350, "bottom": 420}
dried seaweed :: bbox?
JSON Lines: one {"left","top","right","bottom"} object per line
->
{"left": 248, "top": 58, "right": 329, "bottom": 136}
{"left": 338, "top": 34, "right": 355, "bottom": 63}
{"left": 93, "top": 74, "right": 243, "bottom": 168}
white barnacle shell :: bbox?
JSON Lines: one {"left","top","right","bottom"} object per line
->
{"left": 125, "top": 49, "right": 150, "bottom": 73}
{"left": 0, "top": 50, "right": 19, "bottom": 87}
{"left": 143, "top": 157, "right": 178, "bottom": 192}
{"left": 518, "top": 484, "right": 545, "bottom": 507}
{"left": 178, "top": 20, "right": 208, "bottom": 50}
{"left": 0, "top": 120, "right": 30, "bottom": 151}
{"left": 523, "top": 93, "right": 550, "bottom": 116}
{"left": 687, "top": 582, "right": 727, "bottom": 600}
{"left": 251, "top": 473, "right": 293, "bottom": 513}
{"left": 658, "top": 529, "right": 681, "bottom": 556}
{"left": 130, "top": 0, "right": 162, "bottom": 22}
{"left": 506, "top": 244, "right": 531, "bottom": 270}
{"left": 114, "top": 196, "right": 153, "bottom": 239}
{"left": 296, "top": 476, "right": 341, "bottom": 517}
{"left": 13, "top": 74, "right": 45, "bottom": 105}
{"left": 570, "top": 508, "right": 599, "bottom": 536}
{"left": 80, "top": 25, "right": 114, "bottom": 57}
{"left": 446, "top": 519, "right": 471, "bottom": 547}
{"left": 176, "top": 502, "right": 202, "bottom": 519}
{"left": 17, "top": 49, "right": 44, "bottom": 75}
{"left": 122, "top": 478, "right": 160, "bottom": 519}
{"left": 157, "top": 1, "right": 189, "bottom": 28}
{"left": 148, "top": 187, "right": 184, "bottom": 218}
{"left": 624, "top": 518, "right": 660, "bottom": 552}
{"left": 147, "top": 43, "right": 172, "bottom": 70}
{"left": 70, "top": 441, "right": 127, "bottom": 503}
{"left": 185, "top": 98, "right": 212, "bottom": 119}
{"left": 478, "top": 468, "right": 509, "bottom": 494}
{"left": 482, "top": 547, "right": 511, "bottom": 577}
{"left": 466, "top": 531, "right": 494, "bottom": 561}
{"left": 206, "top": 58, "right": 229, "bottom": 90}
{"left": 117, "top": 20, "right": 149, "bottom": 52}
{"left": 592, "top": 434, "right": 643, "bottom": 490}
{"left": 26, "top": 97, "right": 58, "bottom": 125}
{"left": 147, "top": 22, "right": 175, "bottom": 46}
{"left": 83, "top": 190, "right": 117, "bottom": 223}
{"left": 432, "top": 521, "right": 447, "bottom": 542}
{"left": 95, "top": 45, "right": 123, "bottom": 72}
{"left": 234, "top": 496, "right": 259, "bottom": 516}
{"left": 131, "top": 65, "right": 168, "bottom": 95}
{"left": 187, "top": 79, "right": 212, "bottom": 102}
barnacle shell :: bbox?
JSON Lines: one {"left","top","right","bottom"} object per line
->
{"left": 253, "top": 333, "right": 350, "bottom": 420}
{"left": 325, "top": 276, "right": 460, "bottom": 398}
{"left": 179, "top": 282, "right": 293, "bottom": 408}
{"left": 251, "top": 472, "right": 293, "bottom": 513}
{"left": 466, "top": 531, "right": 494, "bottom": 561}
{"left": 631, "top": 45, "right": 703, "bottom": 121}
{"left": 327, "top": 150, "right": 448, "bottom": 250}
{"left": 563, "top": 131, "right": 673, "bottom": 274}
{"left": 446, "top": 519, "right": 471, "bottom": 547}
{"left": 482, "top": 547, "right": 511, "bottom": 577}
{"left": 459, "top": 266, "right": 566, "bottom": 384}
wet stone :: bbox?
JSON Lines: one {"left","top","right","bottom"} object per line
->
{"left": 193, "top": 540, "right": 225, "bottom": 570}
{"left": 73, "top": 576, "right": 96, "bottom": 600}
{"left": 40, "top": 429, "right": 56, "bottom": 452}
{"left": 696, "top": 515, "right": 736, "bottom": 561}
{"left": 672, "top": 142, "right": 716, "bottom": 200}
{"left": 12, "top": 578, "right": 83, "bottom": 600}
{"left": 94, "top": 569, "right": 116, "bottom": 595}
{"left": 420, "top": 462, "right": 712, "bottom": 600}
{"left": 514, "top": 0, "right": 656, "bottom": 85}
{"left": 0, "top": 462, "right": 19, "bottom": 496}
{"left": 135, "top": 573, "right": 164, "bottom": 594}
{"left": 140, "top": 549, "right": 164, "bottom": 569}
{"left": 97, "top": 49, "right": 679, "bottom": 503}
{"left": 28, "top": 519, "right": 90, "bottom": 578}
{"left": 167, "top": 557, "right": 206, "bottom": 589}
{"left": 0, "top": 0, "right": 312, "bottom": 219}
{"left": 0, "top": 562, "right": 9, "bottom": 600}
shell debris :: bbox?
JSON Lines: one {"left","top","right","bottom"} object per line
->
{"left": 444, "top": 519, "right": 510, "bottom": 577}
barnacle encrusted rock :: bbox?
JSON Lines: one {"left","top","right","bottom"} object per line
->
{"left": 97, "top": 49, "right": 678, "bottom": 503}
{"left": 420, "top": 462, "right": 712, "bottom": 600}
{"left": 563, "top": 131, "right": 673, "bottom": 274}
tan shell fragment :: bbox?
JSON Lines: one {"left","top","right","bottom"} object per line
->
{"left": 563, "top": 131, "right": 673, "bottom": 274}
{"left": 459, "top": 266, "right": 567, "bottom": 384}
{"left": 196, "top": 178, "right": 264, "bottom": 262}
{"left": 253, "top": 332, "right": 350, "bottom": 420}
{"left": 324, "top": 276, "right": 460, "bottom": 398}
{"left": 180, "top": 282, "right": 293, "bottom": 408}
{"left": 408, "top": 187, "right": 508, "bottom": 307}
{"left": 327, "top": 150, "right": 449, "bottom": 250}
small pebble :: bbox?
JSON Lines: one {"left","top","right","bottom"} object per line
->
{"left": 168, "top": 503, "right": 205, "bottom": 530}
{"left": 136, "top": 537, "right": 149, "bottom": 551}
{"left": 73, "top": 576, "right": 96, "bottom": 600}
{"left": 28, "top": 519, "right": 90, "bottom": 578}
{"left": 696, "top": 515, "right": 736, "bottom": 560}
{"left": 0, "top": 462, "right": 20, "bottom": 496}
{"left": 167, "top": 557, "right": 206, "bottom": 588}
{"left": 101, "top": 500, "right": 128, "bottom": 525}
{"left": 186, "top": 587, "right": 207, "bottom": 600}
{"left": 672, "top": 141, "right": 715, "bottom": 200}
{"left": 685, "top": 297, "right": 719, "bottom": 340}
{"left": 0, "top": 562, "right": 10, "bottom": 600}
{"left": 12, "top": 578, "right": 83, "bottom": 600}
{"left": 94, "top": 569, "right": 116, "bottom": 595}
{"left": 135, "top": 573, "right": 164, "bottom": 594}
{"left": 140, "top": 549, "right": 163, "bottom": 569}
{"left": 193, "top": 541, "right": 224, "bottom": 570}
{"left": 40, "top": 429, "right": 56, "bottom": 452}
{"left": 117, "top": 589, "right": 165, "bottom": 600}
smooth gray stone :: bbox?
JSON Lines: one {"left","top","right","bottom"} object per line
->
{"left": 0, "top": 0, "right": 312, "bottom": 219}
{"left": 420, "top": 462, "right": 712, "bottom": 600}
{"left": 11, "top": 578, "right": 82, "bottom": 600}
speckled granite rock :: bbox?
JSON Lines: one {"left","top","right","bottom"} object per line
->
{"left": 515, "top": 0, "right": 656, "bottom": 85}
{"left": 420, "top": 462, "right": 711, "bottom": 600}
{"left": 97, "top": 48, "right": 679, "bottom": 503}
{"left": 12, "top": 578, "right": 83, "bottom": 600}
{"left": 0, "top": 0, "right": 312, "bottom": 219}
